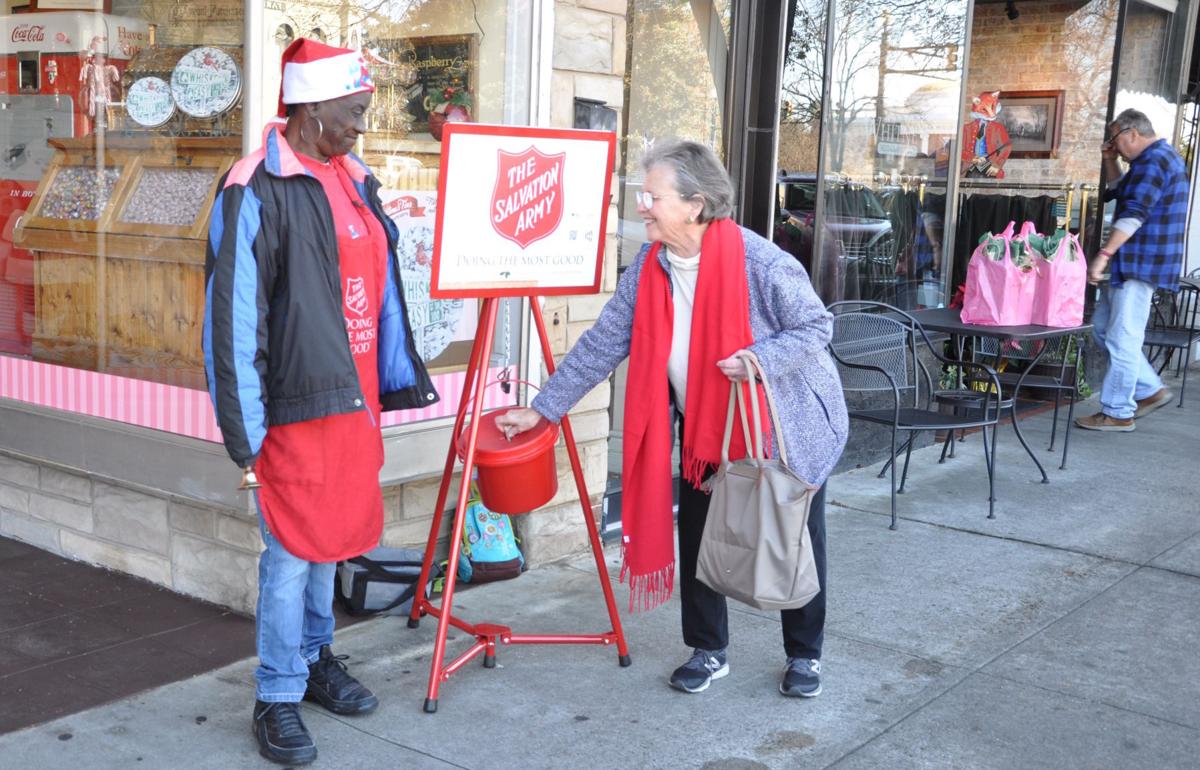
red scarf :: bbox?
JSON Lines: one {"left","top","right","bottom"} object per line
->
{"left": 621, "top": 217, "right": 768, "bottom": 611}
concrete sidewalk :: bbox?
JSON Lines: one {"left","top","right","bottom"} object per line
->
{"left": 2, "top": 377, "right": 1198, "bottom": 769}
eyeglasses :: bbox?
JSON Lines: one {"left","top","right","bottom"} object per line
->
{"left": 1104, "top": 127, "right": 1131, "bottom": 145}
{"left": 635, "top": 190, "right": 692, "bottom": 209}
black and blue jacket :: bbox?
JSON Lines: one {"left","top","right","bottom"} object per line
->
{"left": 203, "top": 121, "right": 438, "bottom": 468}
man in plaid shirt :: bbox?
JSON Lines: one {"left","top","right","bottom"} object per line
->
{"left": 1076, "top": 109, "right": 1189, "bottom": 432}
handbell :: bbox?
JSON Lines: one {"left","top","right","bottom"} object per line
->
{"left": 238, "top": 466, "right": 262, "bottom": 491}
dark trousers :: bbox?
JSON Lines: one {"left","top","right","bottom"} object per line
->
{"left": 677, "top": 462, "right": 827, "bottom": 660}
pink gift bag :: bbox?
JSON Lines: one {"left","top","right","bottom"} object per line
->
{"left": 1031, "top": 229, "right": 1086, "bottom": 327}
{"left": 961, "top": 221, "right": 1038, "bottom": 326}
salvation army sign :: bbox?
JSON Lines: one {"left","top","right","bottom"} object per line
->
{"left": 432, "top": 123, "right": 614, "bottom": 298}
{"left": 491, "top": 148, "right": 565, "bottom": 249}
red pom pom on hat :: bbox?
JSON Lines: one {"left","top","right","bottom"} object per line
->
{"left": 277, "top": 37, "right": 375, "bottom": 117}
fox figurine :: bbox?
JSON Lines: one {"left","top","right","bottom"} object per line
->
{"left": 961, "top": 91, "right": 1012, "bottom": 178}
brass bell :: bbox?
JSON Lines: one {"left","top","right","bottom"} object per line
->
{"left": 238, "top": 466, "right": 262, "bottom": 491}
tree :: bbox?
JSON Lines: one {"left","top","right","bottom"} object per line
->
{"left": 781, "top": 0, "right": 964, "bottom": 172}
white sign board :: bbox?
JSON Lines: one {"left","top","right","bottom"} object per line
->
{"left": 0, "top": 13, "right": 147, "bottom": 59}
{"left": 431, "top": 123, "right": 614, "bottom": 298}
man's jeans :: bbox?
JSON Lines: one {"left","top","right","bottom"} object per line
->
{"left": 1092, "top": 279, "right": 1164, "bottom": 420}
{"left": 254, "top": 497, "right": 336, "bottom": 702}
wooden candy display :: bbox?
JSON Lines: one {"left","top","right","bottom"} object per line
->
{"left": 13, "top": 136, "right": 238, "bottom": 389}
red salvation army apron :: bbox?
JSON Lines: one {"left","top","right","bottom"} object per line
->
{"left": 255, "top": 155, "right": 389, "bottom": 562}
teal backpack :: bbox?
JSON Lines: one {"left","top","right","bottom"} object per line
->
{"left": 457, "top": 483, "right": 523, "bottom": 583}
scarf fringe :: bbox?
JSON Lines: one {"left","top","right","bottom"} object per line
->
{"left": 619, "top": 545, "right": 675, "bottom": 612}
{"left": 682, "top": 452, "right": 715, "bottom": 491}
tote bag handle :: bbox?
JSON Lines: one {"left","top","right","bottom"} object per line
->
{"left": 719, "top": 352, "right": 790, "bottom": 468}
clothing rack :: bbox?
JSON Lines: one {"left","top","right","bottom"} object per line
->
{"left": 958, "top": 180, "right": 1076, "bottom": 192}
{"left": 958, "top": 180, "right": 1081, "bottom": 234}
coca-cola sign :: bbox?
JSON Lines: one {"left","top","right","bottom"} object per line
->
{"left": 12, "top": 25, "right": 46, "bottom": 43}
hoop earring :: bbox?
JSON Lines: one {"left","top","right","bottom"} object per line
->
{"left": 299, "top": 116, "right": 324, "bottom": 146}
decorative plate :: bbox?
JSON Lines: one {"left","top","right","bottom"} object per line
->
{"left": 170, "top": 47, "right": 241, "bottom": 119}
{"left": 126, "top": 77, "right": 175, "bottom": 128}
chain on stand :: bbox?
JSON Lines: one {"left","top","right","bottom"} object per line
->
{"left": 492, "top": 298, "right": 513, "bottom": 394}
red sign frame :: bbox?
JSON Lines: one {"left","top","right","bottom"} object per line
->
{"left": 430, "top": 123, "right": 615, "bottom": 299}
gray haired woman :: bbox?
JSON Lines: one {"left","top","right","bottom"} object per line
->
{"left": 497, "top": 140, "right": 848, "bottom": 697}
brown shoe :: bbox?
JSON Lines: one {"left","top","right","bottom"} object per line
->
{"left": 1134, "top": 388, "right": 1173, "bottom": 418}
{"left": 1074, "top": 412, "right": 1135, "bottom": 432}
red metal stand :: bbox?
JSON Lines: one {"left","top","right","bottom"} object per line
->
{"left": 408, "top": 296, "right": 631, "bottom": 713}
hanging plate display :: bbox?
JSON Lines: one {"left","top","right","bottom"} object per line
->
{"left": 125, "top": 77, "right": 176, "bottom": 128}
{"left": 170, "top": 47, "right": 241, "bottom": 119}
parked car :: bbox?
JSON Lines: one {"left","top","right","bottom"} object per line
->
{"left": 774, "top": 173, "right": 897, "bottom": 303}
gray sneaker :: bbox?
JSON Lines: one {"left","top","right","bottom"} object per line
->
{"left": 780, "top": 657, "right": 822, "bottom": 697}
{"left": 669, "top": 648, "right": 729, "bottom": 693}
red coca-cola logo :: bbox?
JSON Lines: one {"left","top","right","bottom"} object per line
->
{"left": 491, "top": 147, "right": 565, "bottom": 249}
{"left": 12, "top": 25, "right": 46, "bottom": 43}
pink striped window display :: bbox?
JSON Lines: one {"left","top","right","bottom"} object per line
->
{"left": 0, "top": 357, "right": 516, "bottom": 442}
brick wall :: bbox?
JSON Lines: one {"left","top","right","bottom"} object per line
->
{"left": 966, "top": 0, "right": 1120, "bottom": 185}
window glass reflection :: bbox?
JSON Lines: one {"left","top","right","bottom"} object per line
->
{"left": 617, "top": 0, "right": 730, "bottom": 267}
{"left": 952, "top": 0, "right": 1120, "bottom": 294}
{"left": 809, "top": 0, "right": 969, "bottom": 309}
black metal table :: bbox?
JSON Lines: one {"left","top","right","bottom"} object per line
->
{"left": 909, "top": 308, "right": 1093, "bottom": 483}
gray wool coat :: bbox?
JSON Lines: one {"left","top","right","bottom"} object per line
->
{"left": 531, "top": 225, "right": 849, "bottom": 487}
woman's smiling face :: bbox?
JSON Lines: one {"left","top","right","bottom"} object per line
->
{"left": 637, "top": 164, "right": 703, "bottom": 253}
{"left": 314, "top": 91, "right": 372, "bottom": 157}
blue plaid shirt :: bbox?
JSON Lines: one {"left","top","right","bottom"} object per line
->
{"left": 1106, "top": 139, "right": 1189, "bottom": 291}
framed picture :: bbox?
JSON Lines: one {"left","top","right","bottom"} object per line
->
{"left": 996, "top": 90, "right": 1065, "bottom": 159}
{"left": 396, "top": 34, "right": 477, "bottom": 138}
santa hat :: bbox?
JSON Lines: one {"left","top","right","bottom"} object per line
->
{"left": 277, "top": 38, "right": 375, "bottom": 117}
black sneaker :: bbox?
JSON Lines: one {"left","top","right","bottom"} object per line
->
{"left": 668, "top": 648, "right": 729, "bottom": 693}
{"left": 780, "top": 657, "right": 822, "bottom": 697}
{"left": 304, "top": 645, "right": 379, "bottom": 716}
{"left": 252, "top": 700, "right": 317, "bottom": 766}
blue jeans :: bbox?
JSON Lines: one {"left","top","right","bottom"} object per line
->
{"left": 1092, "top": 280, "right": 1164, "bottom": 420}
{"left": 254, "top": 497, "right": 336, "bottom": 702}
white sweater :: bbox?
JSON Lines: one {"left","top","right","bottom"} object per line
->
{"left": 666, "top": 248, "right": 700, "bottom": 405}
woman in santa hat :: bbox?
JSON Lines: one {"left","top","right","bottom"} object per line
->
{"left": 203, "top": 38, "right": 438, "bottom": 765}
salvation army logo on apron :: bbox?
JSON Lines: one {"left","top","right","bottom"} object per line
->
{"left": 490, "top": 147, "right": 565, "bottom": 249}
{"left": 345, "top": 276, "right": 369, "bottom": 317}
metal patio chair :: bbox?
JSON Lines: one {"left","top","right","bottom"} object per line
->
{"left": 828, "top": 301, "right": 1002, "bottom": 528}
{"left": 1143, "top": 282, "right": 1199, "bottom": 407}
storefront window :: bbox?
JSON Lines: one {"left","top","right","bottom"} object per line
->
{"left": 0, "top": 0, "right": 530, "bottom": 439}
{"left": 952, "top": 0, "right": 1120, "bottom": 288}
{"left": 606, "top": 0, "right": 731, "bottom": 487}
{"left": 775, "top": 0, "right": 828, "bottom": 294}
{"left": 811, "top": 0, "right": 970, "bottom": 308}
{"left": 616, "top": 0, "right": 731, "bottom": 267}
{"left": 298, "top": 0, "right": 528, "bottom": 427}
{"left": 0, "top": 3, "right": 235, "bottom": 400}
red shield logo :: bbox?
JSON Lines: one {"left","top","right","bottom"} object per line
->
{"left": 491, "top": 147, "right": 565, "bottom": 249}
{"left": 344, "top": 276, "right": 368, "bottom": 317}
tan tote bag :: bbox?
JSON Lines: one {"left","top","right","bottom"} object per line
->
{"left": 696, "top": 352, "right": 820, "bottom": 611}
